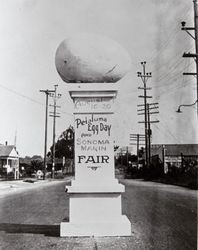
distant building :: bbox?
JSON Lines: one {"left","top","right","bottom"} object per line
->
{"left": 151, "top": 144, "right": 198, "bottom": 173}
{"left": 0, "top": 142, "right": 20, "bottom": 179}
{"left": 115, "top": 144, "right": 198, "bottom": 171}
{"left": 114, "top": 146, "right": 134, "bottom": 158}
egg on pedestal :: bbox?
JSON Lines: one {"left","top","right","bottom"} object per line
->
{"left": 55, "top": 33, "right": 131, "bottom": 83}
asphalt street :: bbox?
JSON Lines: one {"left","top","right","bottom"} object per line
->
{"left": 120, "top": 179, "right": 197, "bottom": 250}
{"left": 0, "top": 178, "right": 197, "bottom": 250}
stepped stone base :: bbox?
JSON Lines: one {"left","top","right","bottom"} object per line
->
{"left": 60, "top": 215, "right": 131, "bottom": 237}
{"left": 60, "top": 182, "right": 131, "bottom": 237}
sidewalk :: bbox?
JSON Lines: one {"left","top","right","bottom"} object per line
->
{"left": 0, "top": 177, "right": 72, "bottom": 198}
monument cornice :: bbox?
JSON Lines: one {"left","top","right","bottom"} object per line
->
{"left": 67, "top": 83, "right": 118, "bottom": 99}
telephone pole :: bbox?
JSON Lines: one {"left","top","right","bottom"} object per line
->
{"left": 130, "top": 133, "right": 145, "bottom": 166}
{"left": 40, "top": 89, "right": 55, "bottom": 180}
{"left": 137, "top": 62, "right": 160, "bottom": 167}
{"left": 130, "top": 134, "right": 145, "bottom": 156}
{"left": 181, "top": 0, "right": 198, "bottom": 114}
{"left": 126, "top": 146, "right": 129, "bottom": 169}
{"left": 49, "top": 85, "right": 61, "bottom": 179}
{"left": 137, "top": 62, "right": 152, "bottom": 167}
{"left": 146, "top": 103, "right": 159, "bottom": 165}
{"left": 137, "top": 103, "right": 159, "bottom": 166}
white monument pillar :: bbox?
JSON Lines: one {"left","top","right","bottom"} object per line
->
{"left": 60, "top": 83, "right": 131, "bottom": 236}
{"left": 55, "top": 33, "right": 132, "bottom": 237}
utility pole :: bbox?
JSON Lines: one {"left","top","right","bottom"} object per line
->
{"left": 138, "top": 103, "right": 159, "bottom": 165}
{"left": 147, "top": 104, "right": 151, "bottom": 166}
{"left": 130, "top": 134, "right": 145, "bottom": 155}
{"left": 147, "top": 103, "right": 159, "bottom": 165}
{"left": 49, "top": 85, "right": 61, "bottom": 179}
{"left": 137, "top": 62, "right": 152, "bottom": 167}
{"left": 130, "top": 133, "right": 145, "bottom": 167}
{"left": 181, "top": 0, "right": 198, "bottom": 114}
{"left": 120, "top": 148, "right": 123, "bottom": 170}
{"left": 126, "top": 146, "right": 129, "bottom": 170}
{"left": 40, "top": 89, "right": 55, "bottom": 180}
{"left": 137, "top": 61, "right": 160, "bottom": 168}
{"left": 137, "top": 134, "right": 140, "bottom": 158}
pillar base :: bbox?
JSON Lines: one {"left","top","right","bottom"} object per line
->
{"left": 60, "top": 182, "right": 131, "bottom": 237}
{"left": 60, "top": 215, "right": 131, "bottom": 237}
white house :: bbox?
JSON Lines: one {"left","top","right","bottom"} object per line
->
{"left": 0, "top": 143, "right": 19, "bottom": 179}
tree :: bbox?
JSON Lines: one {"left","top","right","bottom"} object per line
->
{"left": 31, "top": 155, "right": 43, "bottom": 161}
{"left": 31, "top": 159, "right": 43, "bottom": 172}
{"left": 48, "top": 126, "right": 74, "bottom": 159}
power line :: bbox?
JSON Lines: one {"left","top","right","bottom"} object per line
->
{"left": 151, "top": 37, "right": 194, "bottom": 73}
{"left": 179, "top": 58, "right": 192, "bottom": 105}
{"left": 156, "top": 60, "right": 186, "bottom": 82}
{"left": 150, "top": 23, "right": 191, "bottom": 64}
{"left": 155, "top": 80, "right": 193, "bottom": 100}
{"left": 0, "top": 83, "right": 73, "bottom": 117}
{"left": 157, "top": 57, "right": 194, "bottom": 84}
{"left": 150, "top": 4, "right": 193, "bottom": 63}
{"left": 150, "top": 29, "right": 181, "bottom": 63}
{"left": 0, "top": 84, "right": 43, "bottom": 105}
{"left": 153, "top": 57, "right": 192, "bottom": 85}
{"left": 153, "top": 63, "right": 194, "bottom": 92}
{"left": 154, "top": 64, "right": 193, "bottom": 96}
{"left": 158, "top": 113, "right": 181, "bottom": 143}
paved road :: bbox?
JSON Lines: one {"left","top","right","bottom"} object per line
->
{"left": 0, "top": 178, "right": 197, "bottom": 249}
{"left": 121, "top": 179, "right": 197, "bottom": 250}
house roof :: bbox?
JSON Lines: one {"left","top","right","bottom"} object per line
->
{"left": 165, "top": 144, "right": 198, "bottom": 156}
{"left": 152, "top": 144, "right": 198, "bottom": 156}
{"left": 0, "top": 145, "right": 16, "bottom": 157}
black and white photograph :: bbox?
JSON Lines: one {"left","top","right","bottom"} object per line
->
{"left": 0, "top": 0, "right": 197, "bottom": 249}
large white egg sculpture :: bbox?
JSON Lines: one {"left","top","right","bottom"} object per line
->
{"left": 55, "top": 33, "right": 131, "bottom": 83}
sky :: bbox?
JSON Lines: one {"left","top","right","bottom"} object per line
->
{"left": 0, "top": 0, "right": 197, "bottom": 157}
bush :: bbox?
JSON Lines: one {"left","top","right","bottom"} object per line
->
{"left": 23, "top": 179, "right": 35, "bottom": 183}
{"left": 54, "top": 171, "right": 64, "bottom": 179}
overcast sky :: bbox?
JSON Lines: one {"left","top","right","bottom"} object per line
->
{"left": 0, "top": 0, "right": 197, "bottom": 157}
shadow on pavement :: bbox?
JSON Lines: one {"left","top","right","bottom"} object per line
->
{"left": 0, "top": 223, "right": 60, "bottom": 237}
